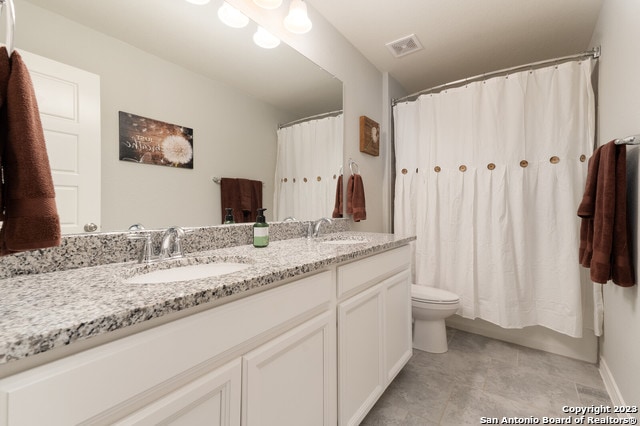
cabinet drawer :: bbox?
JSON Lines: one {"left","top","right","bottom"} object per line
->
{"left": 337, "top": 245, "right": 410, "bottom": 299}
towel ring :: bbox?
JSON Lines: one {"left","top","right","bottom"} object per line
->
{"left": 1, "top": 0, "right": 15, "bottom": 56}
{"left": 349, "top": 159, "right": 360, "bottom": 175}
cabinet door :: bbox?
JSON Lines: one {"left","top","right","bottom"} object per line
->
{"left": 383, "top": 270, "right": 412, "bottom": 383}
{"left": 113, "top": 359, "right": 241, "bottom": 426}
{"left": 242, "top": 311, "right": 336, "bottom": 426}
{"left": 337, "top": 282, "right": 385, "bottom": 426}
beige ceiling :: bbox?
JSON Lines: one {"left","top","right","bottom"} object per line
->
{"left": 22, "top": 0, "right": 343, "bottom": 119}
{"left": 22, "top": 0, "right": 604, "bottom": 106}
{"left": 308, "top": 0, "right": 603, "bottom": 95}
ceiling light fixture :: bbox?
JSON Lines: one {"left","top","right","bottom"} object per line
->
{"left": 217, "top": 2, "right": 249, "bottom": 28}
{"left": 253, "top": 0, "right": 283, "bottom": 10}
{"left": 184, "top": 0, "right": 211, "bottom": 5}
{"left": 253, "top": 26, "right": 280, "bottom": 49}
{"left": 284, "top": 0, "right": 312, "bottom": 34}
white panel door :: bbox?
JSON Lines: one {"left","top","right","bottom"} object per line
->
{"left": 19, "top": 50, "right": 101, "bottom": 234}
{"left": 242, "top": 311, "right": 336, "bottom": 426}
{"left": 337, "top": 283, "right": 385, "bottom": 426}
{"left": 113, "top": 359, "right": 241, "bottom": 426}
{"left": 383, "top": 270, "right": 412, "bottom": 383}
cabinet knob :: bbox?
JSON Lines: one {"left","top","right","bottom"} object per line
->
{"left": 84, "top": 223, "right": 98, "bottom": 232}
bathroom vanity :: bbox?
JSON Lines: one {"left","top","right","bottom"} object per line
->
{"left": 0, "top": 231, "right": 413, "bottom": 426}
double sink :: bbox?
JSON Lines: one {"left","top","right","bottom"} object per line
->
{"left": 124, "top": 235, "right": 369, "bottom": 285}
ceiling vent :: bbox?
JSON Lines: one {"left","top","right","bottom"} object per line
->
{"left": 385, "top": 34, "right": 423, "bottom": 58}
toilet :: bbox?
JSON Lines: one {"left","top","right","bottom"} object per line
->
{"left": 411, "top": 284, "right": 460, "bottom": 353}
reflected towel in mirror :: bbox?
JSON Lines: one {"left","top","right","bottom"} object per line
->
{"left": 220, "top": 177, "right": 263, "bottom": 223}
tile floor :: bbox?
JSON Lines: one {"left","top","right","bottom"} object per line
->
{"left": 361, "top": 329, "right": 612, "bottom": 425}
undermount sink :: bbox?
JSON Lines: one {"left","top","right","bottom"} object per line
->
{"left": 124, "top": 261, "right": 250, "bottom": 284}
{"left": 318, "top": 236, "right": 369, "bottom": 245}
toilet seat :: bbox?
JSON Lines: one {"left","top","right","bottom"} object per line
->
{"left": 411, "top": 285, "right": 459, "bottom": 304}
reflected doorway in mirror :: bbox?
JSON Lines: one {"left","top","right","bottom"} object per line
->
{"left": 119, "top": 111, "right": 194, "bottom": 169}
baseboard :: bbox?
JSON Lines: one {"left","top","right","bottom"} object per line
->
{"left": 446, "top": 315, "right": 598, "bottom": 363}
{"left": 599, "top": 356, "right": 626, "bottom": 408}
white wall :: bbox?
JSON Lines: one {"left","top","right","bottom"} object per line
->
{"left": 382, "top": 73, "right": 408, "bottom": 233}
{"left": 15, "top": 1, "right": 293, "bottom": 231}
{"left": 228, "top": 0, "right": 385, "bottom": 232}
{"left": 589, "top": 0, "right": 640, "bottom": 406}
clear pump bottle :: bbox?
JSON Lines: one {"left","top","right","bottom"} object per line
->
{"left": 253, "top": 208, "right": 269, "bottom": 247}
{"left": 224, "top": 208, "right": 235, "bottom": 224}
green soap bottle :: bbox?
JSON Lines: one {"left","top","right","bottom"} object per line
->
{"left": 224, "top": 208, "right": 235, "bottom": 224}
{"left": 253, "top": 208, "right": 269, "bottom": 248}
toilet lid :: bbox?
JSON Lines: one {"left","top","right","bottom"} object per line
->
{"left": 411, "top": 285, "right": 459, "bottom": 303}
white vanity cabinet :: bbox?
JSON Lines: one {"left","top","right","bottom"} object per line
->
{"left": 114, "top": 359, "right": 242, "bottom": 426}
{"left": 241, "top": 311, "right": 336, "bottom": 426}
{"left": 336, "top": 245, "right": 412, "bottom": 426}
{"left": 0, "top": 271, "right": 333, "bottom": 426}
{"left": 0, "top": 243, "right": 412, "bottom": 426}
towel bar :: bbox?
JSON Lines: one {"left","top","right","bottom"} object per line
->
{"left": 614, "top": 135, "right": 640, "bottom": 145}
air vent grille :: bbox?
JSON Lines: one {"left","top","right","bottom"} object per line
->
{"left": 385, "top": 34, "right": 423, "bottom": 58}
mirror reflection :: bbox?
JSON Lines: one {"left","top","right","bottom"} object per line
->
{"left": 15, "top": 0, "right": 343, "bottom": 233}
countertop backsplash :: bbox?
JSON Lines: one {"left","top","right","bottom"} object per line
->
{"left": 0, "top": 218, "right": 351, "bottom": 279}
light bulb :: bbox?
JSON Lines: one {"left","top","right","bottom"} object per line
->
{"left": 253, "top": 0, "right": 282, "bottom": 9}
{"left": 253, "top": 26, "right": 280, "bottom": 49}
{"left": 218, "top": 2, "right": 249, "bottom": 28}
{"left": 284, "top": 0, "right": 312, "bottom": 34}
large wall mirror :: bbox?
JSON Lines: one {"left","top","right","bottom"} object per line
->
{"left": 14, "top": 0, "right": 343, "bottom": 233}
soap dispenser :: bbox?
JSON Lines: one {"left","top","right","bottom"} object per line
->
{"left": 253, "top": 208, "right": 269, "bottom": 247}
{"left": 224, "top": 208, "right": 235, "bottom": 224}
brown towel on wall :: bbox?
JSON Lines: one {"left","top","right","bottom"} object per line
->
{"left": 577, "top": 140, "right": 635, "bottom": 286}
{"left": 347, "top": 174, "right": 366, "bottom": 222}
{"left": 0, "top": 48, "right": 61, "bottom": 255}
{"left": 220, "top": 177, "right": 263, "bottom": 223}
{"left": 332, "top": 174, "right": 343, "bottom": 218}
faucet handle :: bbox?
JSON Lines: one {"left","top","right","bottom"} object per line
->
{"left": 128, "top": 231, "right": 154, "bottom": 264}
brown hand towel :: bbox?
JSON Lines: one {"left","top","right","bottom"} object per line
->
{"left": 220, "top": 177, "right": 263, "bottom": 223}
{"left": 577, "top": 140, "right": 635, "bottom": 286}
{"left": 332, "top": 174, "right": 343, "bottom": 218}
{"left": 0, "top": 48, "right": 61, "bottom": 255}
{"left": 347, "top": 173, "right": 366, "bottom": 222}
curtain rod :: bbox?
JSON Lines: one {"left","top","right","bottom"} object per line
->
{"left": 393, "top": 46, "right": 601, "bottom": 105}
{"left": 278, "top": 109, "right": 343, "bottom": 130}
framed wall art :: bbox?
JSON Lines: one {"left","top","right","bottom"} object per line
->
{"left": 119, "top": 111, "right": 194, "bottom": 169}
{"left": 359, "top": 115, "right": 380, "bottom": 156}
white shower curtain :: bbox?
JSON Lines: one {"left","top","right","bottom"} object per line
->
{"left": 274, "top": 114, "right": 343, "bottom": 221}
{"left": 393, "top": 60, "right": 595, "bottom": 337}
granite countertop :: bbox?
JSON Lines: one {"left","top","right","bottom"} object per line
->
{"left": 0, "top": 232, "right": 414, "bottom": 367}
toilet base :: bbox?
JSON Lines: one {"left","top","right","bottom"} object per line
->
{"left": 413, "top": 318, "right": 449, "bottom": 353}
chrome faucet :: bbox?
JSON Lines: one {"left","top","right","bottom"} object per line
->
{"left": 159, "top": 226, "right": 186, "bottom": 260}
{"left": 309, "top": 217, "right": 333, "bottom": 238}
{"left": 128, "top": 226, "right": 188, "bottom": 264}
